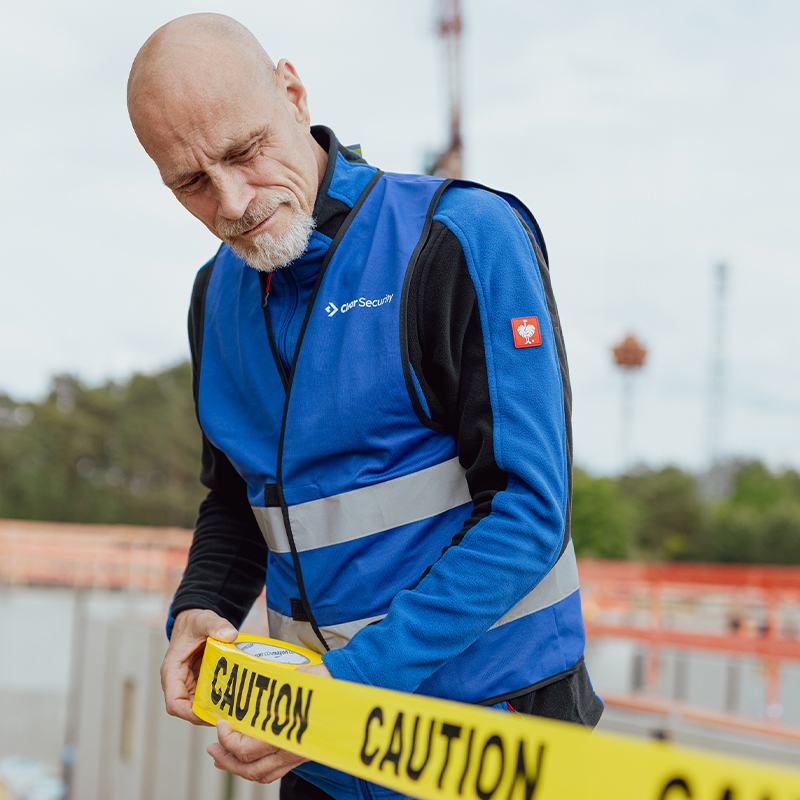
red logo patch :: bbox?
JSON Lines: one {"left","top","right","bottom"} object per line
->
{"left": 511, "top": 317, "right": 542, "bottom": 348}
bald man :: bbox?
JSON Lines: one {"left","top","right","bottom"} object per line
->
{"left": 129, "top": 14, "right": 601, "bottom": 800}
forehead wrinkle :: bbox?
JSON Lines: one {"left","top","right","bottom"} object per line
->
{"left": 137, "top": 59, "right": 275, "bottom": 155}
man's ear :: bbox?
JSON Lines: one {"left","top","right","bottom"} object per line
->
{"left": 275, "top": 59, "right": 310, "bottom": 127}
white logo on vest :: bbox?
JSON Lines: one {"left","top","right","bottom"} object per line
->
{"left": 324, "top": 293, "right": 394, "bottom": 318}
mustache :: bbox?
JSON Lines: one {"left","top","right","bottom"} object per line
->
{"left": 216, "top": 193, "right": 296, "bottom": 239}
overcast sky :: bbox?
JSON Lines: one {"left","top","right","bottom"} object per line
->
{"left": 1, "top": 0, "right": 798, "bottom": 475}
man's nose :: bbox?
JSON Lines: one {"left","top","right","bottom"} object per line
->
{"left": 213, "top": 169, "right": 256, "bottom": 220}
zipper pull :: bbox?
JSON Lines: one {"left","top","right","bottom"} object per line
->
{"left": 261, "top": 271, "right": 273, "bottom": 309}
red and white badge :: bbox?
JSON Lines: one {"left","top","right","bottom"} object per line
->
{"left": 511, "top": 316, "right": 542, "bottom": 348}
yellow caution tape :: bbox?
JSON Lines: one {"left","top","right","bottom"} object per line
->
{"left": 194, "top": 635, "right": 800, "bottom": 800}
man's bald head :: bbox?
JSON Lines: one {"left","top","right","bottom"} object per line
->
{"left": 128, "top": 14, "right": 277, "bottom": 150}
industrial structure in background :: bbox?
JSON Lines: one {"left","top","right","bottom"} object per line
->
{"left": 426, "top": 0, "right": 463, "bottom": 178}
{"left": 701, "top": 262, "right": 736, "bottom": 499}
{"left": 612, "top": 334, "right": 648, "bottom": 471}
{"left": 708, "top": 262, "right": 729, "bottom": 466}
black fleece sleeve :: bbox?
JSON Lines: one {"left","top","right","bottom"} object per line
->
{"left": 407, "top": 220, "right": 518, "bottom": 556}
{"left": 169, "top": 259, "right": 268, "bottom": 630}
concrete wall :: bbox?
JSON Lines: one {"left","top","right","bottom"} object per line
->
{"left": 0, "top": 586, "right": 74, "bottom": 766}
{"left": 69, "top": 618, "right": 279, "bottom": 800}
{"left": 0, "top": 585, "right": 276, "bottom": 800}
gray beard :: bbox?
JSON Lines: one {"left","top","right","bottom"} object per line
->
{"left": 217, "top": 194, "right": 316, "bottom": 272}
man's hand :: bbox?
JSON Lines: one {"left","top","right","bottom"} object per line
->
{"left": 207, "top": 662, "right": 331, "bottom": 783}
{"left": 160, "top": 608, "right": 238, "bottom": 725}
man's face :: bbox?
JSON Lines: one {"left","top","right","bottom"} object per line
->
{"left": 139, "top": 61, "right": 319, "bottom": 270}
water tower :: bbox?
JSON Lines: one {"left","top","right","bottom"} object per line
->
{"left": 612, "top": 334, "right": 648, "bottom": 471}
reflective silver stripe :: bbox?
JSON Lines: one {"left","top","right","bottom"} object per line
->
{"left": 490, "top": 539, "right": 579, "bottom": 629}
{"left": 252, "top": 457, "right": 471, "bottom": 554}
{"left": 252, "top": 506, "right": 285, "bottom": 552}
{"left": 267, "top": 540, "right": 578, "bottom": 652}
{"left": 267, "top": 608, "right": 386, "bottom": 653}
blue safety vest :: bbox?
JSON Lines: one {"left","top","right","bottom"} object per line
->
{"left": 197, "top": 167, "right": 585, "bottom": 704}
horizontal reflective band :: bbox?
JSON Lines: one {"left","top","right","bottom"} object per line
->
{"left": 252, "top": 457, "right": 471, "bottom": 554}
{"left": 490, "top": 538, "right": 579, "bottom": 629}
{"left": 267, "top": 608, "right": 386, "bottom": 653}
{"left": 267, "top": 540, "right": 577, "bottom": 653}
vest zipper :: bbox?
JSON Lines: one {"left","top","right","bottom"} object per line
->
{"left": 273, "top": 170, "right": 384, "bottom": 652}
{"left": 261, "top": 271, "right": 289, "bottom": 391}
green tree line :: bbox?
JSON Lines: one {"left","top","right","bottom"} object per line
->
{"left": 573, "top": 461, "right": 800, "bottom": 563}
{"left": 1, "top": 362, "right": 799, "bottom": 563}
{"left": 0, "top": 362, "right": 204, "bottom": 528}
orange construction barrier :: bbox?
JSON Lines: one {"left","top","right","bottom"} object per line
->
{"left": 3, "top": 518, "right": 799, "bottom": 743}
{"left": 0, "top": 518, "right": 191, "bottom": 593}
{"left": 579, "top": 558, "right": 800, "bottom": 741}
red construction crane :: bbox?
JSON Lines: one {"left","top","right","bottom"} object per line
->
{"left": 429, "top": 0, "right": 463, "bottom": 178}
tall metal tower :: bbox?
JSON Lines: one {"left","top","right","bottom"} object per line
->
{"left": 430, "top": 0, "right": 463, "bottom": 179}
{"left": 708, "top": 262, "right": 728, "bottom": 465}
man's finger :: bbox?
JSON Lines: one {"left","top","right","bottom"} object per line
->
{"left": 207, "top": 747, "right": 307, "bottom": 784}
{"left": 166, "top": 696, "right": 211, "bottom": 726}
{"left": 215, "top": 720, "right": 279, "bottom": 762}
{"left": 159, "top": 609, "right": 239, "bottom": 725}
{"left": 175, "top": 608, "right": 238, "bottom": 644}
{"left": 295, "top": 662, "right": 331, "bottom": 678}
{"left": 161, "top": 662, "right": 207, "bottom": 724}
{"left": 207, "top": 745, "right": 283, "bottom": 784}
{"left": 207, "top": 740, "right": 306, "bottom": 784}
{"left": 190, "top": 613, "right": 238, "bottom": 642}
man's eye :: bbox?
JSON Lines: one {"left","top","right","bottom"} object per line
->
{"left": 178, "top": 175, "right": 202, "bottom": 191}
{"left": 234, "top": 144, "right": 256, "bottom": 159}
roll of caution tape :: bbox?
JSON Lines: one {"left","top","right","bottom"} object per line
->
{"left": 194, "top": 635, "right": 800, "bottom": 800}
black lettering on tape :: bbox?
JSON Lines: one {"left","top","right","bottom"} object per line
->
{"left": 506, "top": 742, "right": 544, "bottom": 800}
{"left": 407, "top": 718, "right": 435, "bottom": 782}
{"left": 476, "top": 735, "right": 505, "bottom": 800}
{"left": 458, "top": 729, "right": 475, "bottom": 795}
{"left": 439, "top": 723, "right": 463, "bottom": 789}
{"left": 272, "top": 684, "right": 292, "bottom": 736}
{"left": 219, "top": 663, "right": 239, "bottom": 716}
{"left": 379, "top": 712, "right": 405, "bottom": 775}
{"left": 659, "top": 778, "right": 692, "bottom": 799}
{"left": 361, "top": 707, "right": 384, "bottom": 766}
{"left": 291, "top": 688, "right": 313, "bottom": 744}
{"left": 235, "top": 669, "right": 255, "bottom": 721}
{"left": 261, "top": 678, "right": 277, "bottom": 732}
{"left": 251, "top": 675, "right": 271, "bottom": 727}
{"left": 286, "top": 685, "right": 300, "bottom": 741}
{"left": 719, "top": 792, "right": 733, "bottom": 800}
{"left": 211, "top": 657, "right": 227, "bottom": 705}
